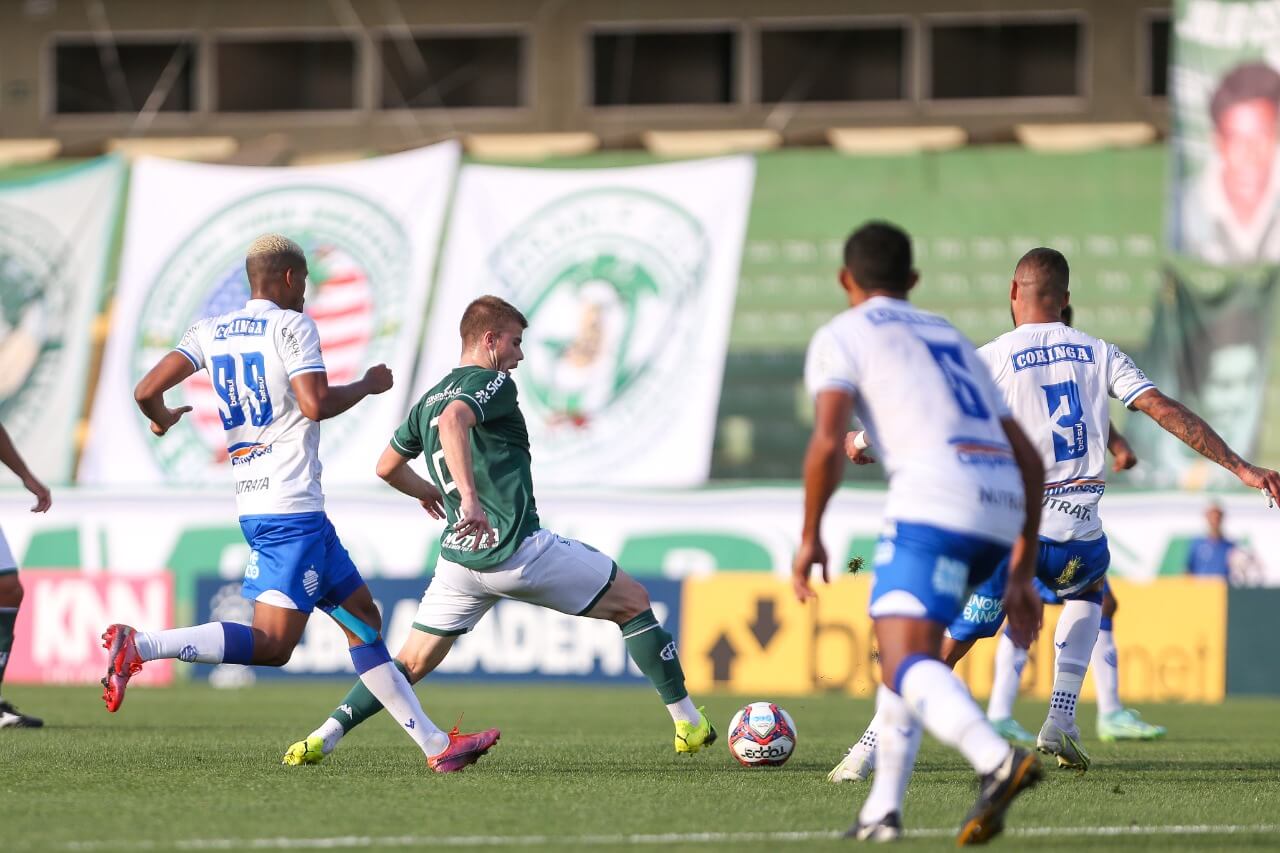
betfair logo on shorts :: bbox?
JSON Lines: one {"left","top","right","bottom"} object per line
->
{"left": 487, "top": 189, "right": 708, "bottom": 481}
{"left": 932, "top": 556, "right": 969, "bottom": 600}
{"left": 245, "top": 551, "right": 260, "bottom": 580}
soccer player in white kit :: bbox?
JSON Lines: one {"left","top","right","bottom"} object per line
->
{"left": 101, "top": 235, "right": 499, "bottom": 773}
{"left": 795, "top": 222, "right": 1047, "bottom": 844}
{"left": 831, "top": 247, "right": 1280, "bottom": 781}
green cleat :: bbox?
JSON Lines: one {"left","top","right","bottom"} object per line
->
{"left": 990, "top": 717, "right": 1036, "bottom": 745}
{"left": 281, "top": 735, "right": 326, "bottom": 766}
{"left": 1037, "top": 719, "right": 1091, "bottom": 772}
{"left": 674, "top": 706, "right": 718, "bottom": 754}
{"left": 1097, "top": 709, "right": 1166, "bottom": 742}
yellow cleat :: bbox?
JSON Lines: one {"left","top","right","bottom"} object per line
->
{"left": 674, "top": 706, "right": 718, "bottom": 754}
{"left": 281, "top": 735, "right": 326, "bottom": 766}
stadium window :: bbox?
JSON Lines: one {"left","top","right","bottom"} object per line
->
{"left": 380, "top": 32, "right": 525, "bottom": 109}
{"left": 1143, "top": 12, "right": 1170, "bottom": 98}
{"left": 215, "top": 37, "right": 357, "bottom": 112}
{"left": 759, "top": 24, "right": 907, "bottom": 103}
{"left": 53, "top": 38, "right": 196, "bottom": 114}
{"left": 591, "top": 29, "right": 736, "bottom": 106}
{"left": 928, "top": 19, "right": 1082, "bottom": 100}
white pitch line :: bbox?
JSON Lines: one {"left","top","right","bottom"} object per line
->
{"left": 36, "top": 824, "right": 1280, "bottom": 851}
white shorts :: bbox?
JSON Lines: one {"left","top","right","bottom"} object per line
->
{"left": 0, "top": 526, "right": 15, "bottom": 574}
{"left": 413, "top": 529, "right": 617, "bottom": 636}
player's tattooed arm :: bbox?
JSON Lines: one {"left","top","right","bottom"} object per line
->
{"left": 1132, "top": 389, "right": 1280, "bottom": 503}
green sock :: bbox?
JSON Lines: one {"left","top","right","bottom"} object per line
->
{"left": 329, "top": 658, "right": 411, "bottom": 733}
{"left": 621, "top": 609, "right": 688, "bottom": 705}
{"left": 0, "top": 606, "right": 16, "bottom": 694}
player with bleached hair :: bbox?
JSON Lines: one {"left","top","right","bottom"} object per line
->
{"left": 795, "top": 221, "right": 1047, "bottom": 844}
{"left": 281, "top": 294, "right": 717, "bottom": 765}
{"left": 830, "top": 247, "right": 1279, "bottom": 785}
{"left": 103, "top": 234, "right": 500, "bottom": 773}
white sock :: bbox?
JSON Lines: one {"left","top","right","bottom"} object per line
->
{"left": 1091, "top": 626, "right": 1122, "bottom": 716}
{"left": 135, "top": 623, "right": 225, "bottom": 663}
{"left": 1048, "top": 599, "right": 1102, "bottom": 730}
{"left": 899, "top": 657, "right": 1011, "bottom": 776}
{"left": 666, "top": 697, "right": 700, "bottom": 725}
{"left": 987, "top": 632, "right": 1028, "bottom": 721}
{"left": 351, "top": 643, "right": 449, "bottom": 758}
{"left": 858, "top": 686, "right": 922, "bottom": 824}
{"left": 311, "top": 717, "right": 346, "bottom": 755}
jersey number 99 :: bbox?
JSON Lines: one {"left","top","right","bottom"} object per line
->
{"left": 211, "top": 352, "right": 274, "bottom": 430}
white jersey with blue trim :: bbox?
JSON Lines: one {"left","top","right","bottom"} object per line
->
{"left": 175, "top": 298, "right": 327, "bottom": 517}
{"left": 805, "top": 296, "right": 1026, "bottom": 545}
{"left": 976, "top": 322, "right": 1156, "bottom": 543}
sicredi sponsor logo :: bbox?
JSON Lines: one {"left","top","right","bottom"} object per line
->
{"left": 1011, "top": 344, "right": 1095, "bottom": 372}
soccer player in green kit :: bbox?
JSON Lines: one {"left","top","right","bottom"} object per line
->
{"left": 283, "top": 296, "right": 715, "bottom": 765}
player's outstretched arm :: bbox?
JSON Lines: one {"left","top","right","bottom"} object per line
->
{"left": 374, "top": 444, "right": 445, "bottom": 519}
{"left": 0, "top": 421, "right": 51, "bottom": 512}
{"left": 999, "top": 416, "right": 1045, "bottom": 647}
{"left": 1131, "top": 389, "right": 1280, "bottom": 503}
{"left": 134, "top": 351, "right": 196, "bottom": 437}
{"left": 292, "top": 364, "right": 393, "bottom": 422}
{"left": 1106, "top": 420, "right": 1137, "bottom": 471}
{"left": 437, "top": 399, "right": 494, "bottom": 549}
{"left": 792, "top": 390, "right": 852, "bottom": 602}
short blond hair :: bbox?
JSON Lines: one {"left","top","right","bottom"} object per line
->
{"left": 245, "top": 234, "right": 306, "bottom": 282}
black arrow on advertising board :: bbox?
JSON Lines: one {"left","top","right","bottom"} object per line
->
{"left": 709, "top": 633, "right": 737, "bottom": 683}
{"left": 749, "top": 598, "right": 780, "bottom": 649}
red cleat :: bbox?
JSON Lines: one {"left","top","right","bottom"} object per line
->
{"left": 427, "top": 726, "right": 501, "bottom": 773}
{"left": 101, "top": 624, "right": 144, "bottom": 713}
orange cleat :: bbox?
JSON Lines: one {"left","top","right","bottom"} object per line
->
{"left": 101, "top": 624, "right": 144, "bottom": 713}
{"left": 427, "top": 726, "right": 501, "bottom": 773}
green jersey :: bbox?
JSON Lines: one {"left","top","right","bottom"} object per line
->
{"left": 391, "top": 366, "right": 541, "bottom": 570}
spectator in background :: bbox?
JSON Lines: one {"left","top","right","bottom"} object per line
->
{"left": 1186, "top": 502, "right": 1242, "bottom": 579}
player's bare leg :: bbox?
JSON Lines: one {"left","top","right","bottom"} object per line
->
{"left": 0, "top": 573, "right": 41, "bottom": 728}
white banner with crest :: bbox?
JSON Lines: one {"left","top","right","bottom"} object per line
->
{"left": 414, "top": 156, "right": 755, "bottom": 487}
{"left": 80, "top": 142, "right": 459, "bottom": 486}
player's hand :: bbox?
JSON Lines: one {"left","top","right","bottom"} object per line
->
{"left": 150, "top": 405, "right": 192, "bottom": 437}
{"left": 1002, "top": 578, "right": 1044, "bottom": 650}
{"left": 791, "top": 538, "right": 829, "bottom": 603}
{"left": 844, "top": 431, "right": 876, "bottom": 465}
{"left": 419, "top": 484, "right": 446, "bottom": 520}
{"left": 362, "top": 364, "right": 394, "bottom": 395}
{"left": 1111, "top": 445, "right": 1137, "bottom": 472}
{"left": 23, "top": 476, "right": 51, "bottom": 513}
{"left": 1238, "top": 465, "right": 1280, "bottom": 508}
{"left": 453, "top": 494, "right": 495, "bottom": 550}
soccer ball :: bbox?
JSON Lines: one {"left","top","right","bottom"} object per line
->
{"left": 728, "top": 701, "right": 797, "bottom": 767}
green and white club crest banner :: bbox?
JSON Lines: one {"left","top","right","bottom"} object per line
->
{"left": 0, "top": 157, "right": 125, "bottom": 486}
{"left": 81, "top": 142, "right": 459, "bottom": 486}
{"left": 415, "top": 156, "right": 755, "bottom": 487}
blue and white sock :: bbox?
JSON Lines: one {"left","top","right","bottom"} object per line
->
{"left": 1049, "top": 600, "right": 1101, "bottom": 730}
{"left": 859, "top": 685, "right": 921, "bottom": 824}
{"left": 135, "top": 622, "right": 255, "bottom": 665}
{"left": 987, "top": 631, "right": 1028, "bottom": 722}
{"left": 349, "top": 640, "right": 448, "bottom": 758}
{"left": 897, "top": 655, "right": 1010, "bottom": 776}
{"left": 1091, "top": 619, "right": 1122, "bottom": 716}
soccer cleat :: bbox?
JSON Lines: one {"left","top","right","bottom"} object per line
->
{"left": 281, "top": 735, "right": 326, "bottom": 766}
{"left": 674, "top": 706, "right": 718, "bottom": 754}
{"left": 427, "top": 725, "right": 501, "bottom": 773}
{"left": 956, "top": 746, "right": 1043, "bottom": 846}
{"left": 1096, "top": 709, "right": 1166, "bottom": 742}
{"left": 100, "top": 624, "right": 144, "bottom": 713}
{"left": 990, "top": 717, "right": 1036, "bottom": 745}
{"left": 844, "top": 811, "right": 902, "bottom": 842}
{"left": 1036, "top": 719, "right": 1091, "bottom": 771}
{"left": 0, "top": 700, "right": 43, "bottom": 729}
{"left": 828, "top": 742, "right": 876, "bottom": 783}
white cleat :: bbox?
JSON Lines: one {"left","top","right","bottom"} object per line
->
{"left": 1036, "top": 718, "right": 1091, "bottom": 771}
{"left": 828, "top": 741, "right": 876, "bottom": 783}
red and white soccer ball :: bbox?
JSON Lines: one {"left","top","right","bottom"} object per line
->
{"left": 728, "top": 701, "right": 797, "bottom": 767}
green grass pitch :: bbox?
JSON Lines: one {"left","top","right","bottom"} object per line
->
{"left": 3, "top": 684, "right": 1278, "bottom": 852}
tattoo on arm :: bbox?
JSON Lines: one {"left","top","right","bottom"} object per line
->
{"left": 1143, "top": 393, "right": 1244, "bottom": 473}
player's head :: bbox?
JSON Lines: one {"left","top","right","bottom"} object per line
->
{"left": 460, "top": 295, "right": 528, "bottom": 372}
{"left": 839, "top": 221, "right": 918, "bottom": 303}
{"left": 1205, "top": 501, "right": 1225, "bottom": 536}
{"left": 1010, "top": 247, "right": 1070, "bottom": 325}
{"left": 1210, "top": 62, "right": 1280, "bottom": 226}
{"left": 245, "top": 234, "right": 308, "bottom": 311}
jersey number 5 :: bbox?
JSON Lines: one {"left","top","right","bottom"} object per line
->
{"left": 924, "top": 341, "right": 991, "bottom": 419}
{"left": 1042, "top": 380, "right": 1088, "bottom": 461}
{"left": 211, "top": 352, "right": 274, "bottom": 430}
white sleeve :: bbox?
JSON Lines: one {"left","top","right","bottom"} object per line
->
{"left": 969, "top": 343, "right": 1012, "bottom": 418}
{"left": 1106, "top": 343, "right": 1157, "bottom": 408}
{"left": 804, "top": 325, "right": 858, "bottom": 399}
{"left": 174, "top": 320, "right": 207, "bottom": 371}
{"left": 279, "top": 313, "right": 326, "bottom": 378}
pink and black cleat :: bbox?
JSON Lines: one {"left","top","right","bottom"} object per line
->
{"left": 427, "top": 726, "right": 501, "bottom": 773}
{"left": 101, "top": 624, "right": 144, "bottom": 713}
